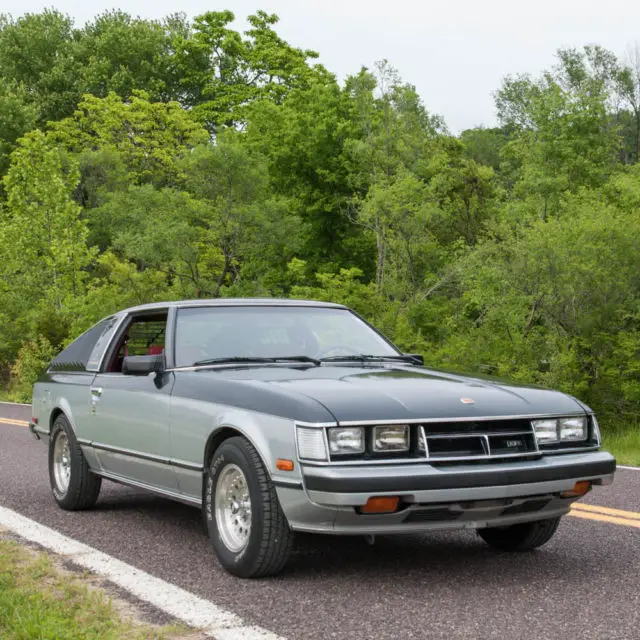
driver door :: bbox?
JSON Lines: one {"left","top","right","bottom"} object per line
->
{"left": 86, "top": 310, "right": 178, "bottom": 492}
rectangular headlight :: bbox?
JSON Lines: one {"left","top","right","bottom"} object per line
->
{"left": 532, "top": 416, "right": 589, "bottom": 445}
{"left": 373, "top": 425, "right": 409, "bottom": 452}
{"left": 559, "top": 417, "right": 587, "bottom": 441}
{"left": 531, "top": 419, "right": 559, "bottom": 444}
{"left": 296, "top": 427, "right": 327, "bottom": 460}
{"left": 328, "top": 427, "right": 364, "bottom": 455}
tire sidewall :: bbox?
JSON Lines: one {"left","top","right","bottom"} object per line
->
{"left": 205, "top": 440, "right": 266, "bottom": 575}
{"left": 48, "top": 415, "right": 80, "bottom": 506}
{"left": 478, "top": 516, "right": 561, "bottom": 551}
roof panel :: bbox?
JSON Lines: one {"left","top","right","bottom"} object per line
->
{"left": 123, "top": 298, "right": 346, "bottom": 314}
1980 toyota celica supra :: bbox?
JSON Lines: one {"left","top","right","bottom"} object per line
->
{"left": 30, "top": 299, "right": 616, "bottom": 577}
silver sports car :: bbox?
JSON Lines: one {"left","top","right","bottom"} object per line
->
{"left": 30, "top": 299, "right": 616, "bottom": 577}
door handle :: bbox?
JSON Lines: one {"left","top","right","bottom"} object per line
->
{"left": 90, "top": 387, "right": 102, "bottom": 414}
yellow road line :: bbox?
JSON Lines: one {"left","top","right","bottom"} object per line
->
{"left": 572, "top": 502, "right": 640, "bottom": 521}
{"left": 569, "top": 509, "right": 640, "bottom": 529}
{"left": 0, "top": 417, "right": 29, "bottom": 427}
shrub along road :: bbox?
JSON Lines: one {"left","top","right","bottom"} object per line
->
{"left": 0, "top": 402, "right": 638, "bottom": 640}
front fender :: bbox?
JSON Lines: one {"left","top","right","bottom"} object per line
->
{"left": 207, "top": 409, "right": 302, "bottom": 486}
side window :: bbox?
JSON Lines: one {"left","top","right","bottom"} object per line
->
{"left": 124, "top": 319, "right": 167, "bottom": 356}
{"left": 106, "top": 313, "right": 168, "bottom": 373}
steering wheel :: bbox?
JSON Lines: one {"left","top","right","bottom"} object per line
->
{"left": 316, "top": 345, "right": 361, "bottom": 359}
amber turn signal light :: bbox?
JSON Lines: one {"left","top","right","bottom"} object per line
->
{"left": 360, "top": 496, "right": 400, "bottom": 514}
{"left": 560, "top": 480, "right": 592, "bottom": 498}
{"left": 276, "top": 459, "right": 294, "bottom": 472}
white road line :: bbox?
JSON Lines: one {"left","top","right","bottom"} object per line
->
{"left": 0, "top": 401, "right": 30, "bottom": 406}
{"left": 0, "top": 505, "right": 285, "bottom": 640}
{"left": 618, "top": 465, "right": 640, "bottom": 471}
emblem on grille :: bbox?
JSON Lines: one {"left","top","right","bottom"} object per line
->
{"left": 460, "top": 397, "right": 474, "bottom": 404}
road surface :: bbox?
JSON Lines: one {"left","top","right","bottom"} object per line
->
{"left": 0, "top": 401, "right": 638, "bottom": 639}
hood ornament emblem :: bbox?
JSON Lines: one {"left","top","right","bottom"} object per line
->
{"left": 460, "top": 397, "right": 475, "bottom": 404}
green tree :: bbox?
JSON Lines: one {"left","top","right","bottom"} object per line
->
{"left": 0, "top": 131, "right": 96, "bottom": 367}
{"left": 180, "top": 137, "right": 302, "bottom": 294}
{"left": 438, "top": 190, "right": 640, "bottom": 415}
{"left": 184, "top": 10, "right": 326, "bottom": 130}
{"left": 459, "top": 126, "right": 510, "bottom": 171}
{"left": 0, "top": 81, "right": 37, "bottom": 182}
{"left": 49, "top": 92, "right": 209, "bottom": 186}
{"left": 1, "top": 130, "right": 95, "bottom": 306}
{"left": 0, "top": 10, "right": 77, "bottom": 123}
{"left": 496, "top": 48, "right": 621, "bottom": 219}
{"left": 246, "top": 78, "right": 365, "bottom": 270}
{"left": 73, "top": 11, "right": 187, "bottom": 103}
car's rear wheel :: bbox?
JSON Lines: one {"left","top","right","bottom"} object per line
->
{"left": 48, "top": 414, "right": 101, "bottom": 510}
{"left": 477, "top": 516, "right": 561, "bottom": 551}
{"left": 205, "top": 436, "right": 293, "bottom": 578}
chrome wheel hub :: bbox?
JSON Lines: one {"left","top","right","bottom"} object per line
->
{"left": 215, "top": 464, "right": 252, "bottom": 553}
{"left": 53, "top": 431, "right": 71, "bottom": 494}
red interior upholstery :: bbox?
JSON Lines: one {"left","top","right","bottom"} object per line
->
{"left": 147, "top": 345, "right": 164, "bottom": 355}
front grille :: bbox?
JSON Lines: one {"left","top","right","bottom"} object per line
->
{"left": 418, "top": 419, "right": 538, "bottom": 462}
{"left": 428, "top": 436, "right": 486, "bottom": 458}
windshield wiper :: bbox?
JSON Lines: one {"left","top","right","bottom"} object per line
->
{"left": 191, "top": 357, "right": 275, "bottom": 367}
{"left": 319, "top": 354, "right": 420, "bottom": 364}
{"left": 191, "top": 355, "right": 320, "bottom": 367}
{"left": 272, "top": 355, "right": 321, "bottom": 365}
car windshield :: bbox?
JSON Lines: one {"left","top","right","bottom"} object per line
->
{"left": 174, "top": 306, "right": 401, "bottom": 368}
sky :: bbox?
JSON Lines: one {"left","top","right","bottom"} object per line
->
{"left": 3, "top": 0, "right": 640, "bottom": 132}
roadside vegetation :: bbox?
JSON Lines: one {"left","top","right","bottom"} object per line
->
{"left": 0, "top": 9, "right": 638, "bottom": 460}
{"left": 0, "top": 538, "right": 190, "bottom": 639}
{"left": 602, "top": 420, "right": 640, "bottom": 466}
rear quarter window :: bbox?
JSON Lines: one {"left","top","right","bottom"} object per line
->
{"left": 49, "top": 317, "right": 119, "bottom": 372}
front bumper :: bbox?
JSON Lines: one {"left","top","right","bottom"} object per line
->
{"left": 277, "top": 451, "right": 616, "bottom": 534}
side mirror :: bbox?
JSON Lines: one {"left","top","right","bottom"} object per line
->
{"left": 404, "top": 353, "right": 424, "bottom": 365}
{"left": 122, "top": 354, "right": 164, "bottom": 375}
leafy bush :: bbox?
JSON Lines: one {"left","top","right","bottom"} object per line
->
{"left": 8, "top": 337, "right": 55, "bottom": 403}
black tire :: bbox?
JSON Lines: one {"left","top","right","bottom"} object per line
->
{"left": 477, "top": 517, "right": 561, "bottom": 552}
{"left": 204, "top": 436, "right": 293, "bottom": 578}
{"left": 48, "top": 414, "right": 101, "bottom": 510}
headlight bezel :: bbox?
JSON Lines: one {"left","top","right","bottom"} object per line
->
{"left": 297, "top": 423, "right": 418, "bottom": 461}
{"left": 531, "top": 415, "right": 592, "bottom": 448}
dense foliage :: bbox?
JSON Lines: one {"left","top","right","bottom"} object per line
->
{"left": 1, "top": 10, "right": 640, "bottom": 428}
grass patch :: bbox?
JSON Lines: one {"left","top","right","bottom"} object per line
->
{"left": 602, "top": 424, "right": 640, "bottom": 467}
{"left": 0, "top": 539, "right": 193, "bottom": 640}
{"left": 0, "top": 389, "right": 15, "bottom": 402}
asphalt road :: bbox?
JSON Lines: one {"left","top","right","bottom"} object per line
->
{"left": 1, "top": 402, "right": 639, "bottom": 640}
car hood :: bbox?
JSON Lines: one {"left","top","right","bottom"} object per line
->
{"left": 231, "top": 365, "right": 586, "bottom": 423}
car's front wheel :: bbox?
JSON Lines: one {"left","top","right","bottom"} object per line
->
{"left": 205, "top": 436, "right": 293, "bottom": 578}
{"left": 48, "top": 414, "right": 101, "bottom": 510}
{"left": 477, "top": 516, "right": 561, "bottom": 552}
